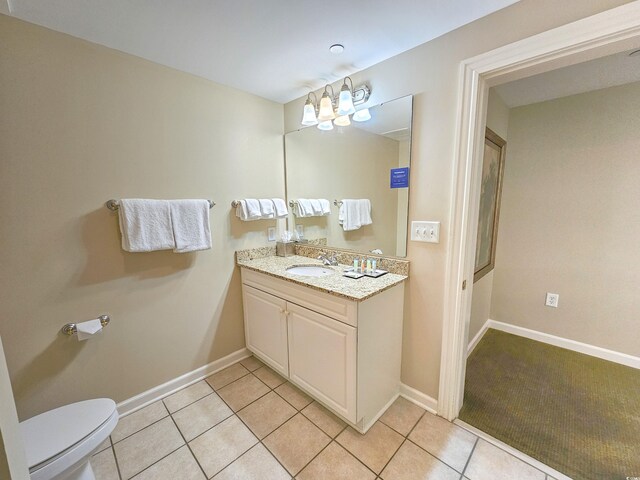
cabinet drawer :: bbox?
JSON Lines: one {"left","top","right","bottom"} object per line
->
{"left": 241, "top": 268, "right": 357, "bottom": 327}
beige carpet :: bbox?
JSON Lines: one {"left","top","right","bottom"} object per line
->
{"left": 459, "top": 328, "right": 640, "bottom": 480}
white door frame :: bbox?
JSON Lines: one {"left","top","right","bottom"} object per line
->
{"left": 438, "top": 1, "right": 640, "bottom": 421}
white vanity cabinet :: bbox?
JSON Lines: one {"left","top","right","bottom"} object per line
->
{"left": 240, "top": 267, "right": 404, "bottom": 433}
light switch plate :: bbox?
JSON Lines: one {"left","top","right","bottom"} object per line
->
{"left": 545, "top": 292, "right": 559, "bottom": 308}
{"left": 267, "top": 227, "right": 276, "bottom": 242}
{"left": 411, "top": 221, "right": 440, "bottom": 243}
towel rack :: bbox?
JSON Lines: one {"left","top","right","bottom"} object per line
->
{"left": 333, "top": 200, "right": 343, "bottom": 207}
{"left": 106, "top": 199, "right": 215, "bottom": 211}
{"left": 288, "top": 200, "right": 299, "bottom": 207}
{"left": 62, "top": 315, "right": 110, "bottom": 336}
{"left": 231, "top": 200, "right": 240, "bottom": 208}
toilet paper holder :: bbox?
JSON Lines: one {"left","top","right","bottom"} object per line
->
{"left": 62, "top": 315, "right": 110, "bottom": 336}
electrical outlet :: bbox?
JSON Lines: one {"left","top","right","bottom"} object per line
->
{"left": 545, "top": 292, "right": 559, "bottom": 308}
{"left": 410, "top": 221, "right": 440, "bottom": 243}
{"left": 267, "top": 227, "right": 276, "bottom": 242}
{"left": 296, "top": 225, "right": 304, "bottom": 237}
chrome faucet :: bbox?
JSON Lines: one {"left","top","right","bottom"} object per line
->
{"left": 317, "top": 253, "right": 339, "bottom": 266}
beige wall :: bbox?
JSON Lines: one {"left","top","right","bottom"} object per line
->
{"left": 284, "top": 0, "right": 632, "bottom": 399}
{"left": 286, "top": 126, "right": 400, "bottom": 255}
{"left": 468, "top": 89, "right": 510, "bottom": 342}
{"left": 490, "top": 81, "right": 640, "bottom": 356}
{"left": 0, "top": 15, "right": 285, "bottom": 419}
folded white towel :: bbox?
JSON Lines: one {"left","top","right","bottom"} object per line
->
{"left": 294, "top": 199, "right": 314, "bottom": 217}
{"left": 119, "top": 199, "right": 175, "bottom": 252}
{"left": 272, "top": 198, "right": 289, "bottom": 218}
{"left": 309, "top": 199, "right": 322, "bottom": 215}
{"left": 235, "top": 200, "right": 249, "bottom": 221}
{"left": 244, "top": 199, "right": 262, "bottom": 219}
{"left": 338, "top": 199, "right": 372, "bottom": 231}
{"left": 358, "top": 199, "right": 372, "bottom": 226}
{"left": 338, "top": 199, "right": 361, "bottom": 231}
{"left": 258, "top": 199, "right": 275, "bottom": 219}
{"left": 318, "top": 199, "right": 331, "bottom": 216}
{"left": 169, "top": 199, "right": 212, "bottom": 253}
{"left": 236, "top": 199, "right": 263, "bottom": 221}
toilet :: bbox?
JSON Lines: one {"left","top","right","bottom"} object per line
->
{"left": 20, "top": 398, "right": 119, "bottom": 480}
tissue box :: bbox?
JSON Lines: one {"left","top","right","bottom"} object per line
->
{"left": 276, "top": 241, "right": 295, "bottom": 257}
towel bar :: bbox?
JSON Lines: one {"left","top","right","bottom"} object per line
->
{"left": 62, "top": 315, "right": 110, "bottom": 336}
{"left": 106, "top": 199, "right": 215, "bottom": 211}
{"left": 333, "top": 200, "right": 343, "bottom": 207}
{"left": 288, "top": 200, "right": 300, "bottom": 207}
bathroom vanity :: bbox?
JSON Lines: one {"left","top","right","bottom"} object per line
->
{"left": 237, "top": 251, "right": 407, "bottom": 433}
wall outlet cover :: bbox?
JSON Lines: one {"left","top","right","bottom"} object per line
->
{"left": 267, "top": 227, "right": 276, "bottom": 242}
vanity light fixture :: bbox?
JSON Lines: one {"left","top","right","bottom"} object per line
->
{"left": 301, "top": 92, "right": 319, "bottom": 126}
{"left": 300, "top": 77, "right": 371, "bottom": 130}
{"left": 352, "top": 108, "right": 371, "bottom": 122}
{"left": 318, "top": 85, "right": 337, "bottom": 122}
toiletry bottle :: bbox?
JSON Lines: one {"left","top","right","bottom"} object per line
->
{"left": 353, "top": 258, "right": 358, "bottom": 272}
{"left": 372, "top": 259, "right": 377, "bottom": 273}
{"left": 366, "top": 258, "right": 372, "bottom": 273}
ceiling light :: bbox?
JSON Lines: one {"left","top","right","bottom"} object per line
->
{"left": 301, "top": 92, "right": 319, "bottom": 126}
{"left": 317, "top": 120, "right": 334, "bottom": 131}
{"left": 337, "top": 77, "right": 356, "bottom": 116}
{"left": 329, "top": 44, "right": 344, "bottom": 54}
{"left": 352, "top": 108, "right": 371, "bottom": 122}
{"left": 318, "top": 85, "right": 336, "bottom": 122}
{"left": 334, "top": 115, "right": 351, "bottom": 127}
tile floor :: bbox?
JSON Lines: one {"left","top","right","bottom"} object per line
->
{"left": 92, "top": 356, "right": 560, "bottom": 479}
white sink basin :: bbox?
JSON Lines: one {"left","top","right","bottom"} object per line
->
{"left": 286, "top": 265, "right": 334, "bottom": 277}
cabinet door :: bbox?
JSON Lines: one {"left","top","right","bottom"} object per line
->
{"left": 287, "top": 303, "right": 356, "bottom": 422}
{"left": 242, "top": 285, "right": 289, "bottom": 376}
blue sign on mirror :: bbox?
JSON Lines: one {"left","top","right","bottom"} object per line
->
{"left": 390, "top": 167, "right": 409, "bottom": 188}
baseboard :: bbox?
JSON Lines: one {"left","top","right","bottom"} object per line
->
{"left": 467, "top": 320, "right": 491, "bottom": 356}
{"left": 117, "top": 348, "right": 251, "bottom": 417}
{"left": 486, "top": 319, "right": 640, "bottom": 370}
{"left": 399, "top": 383, "right": 438, "bottom": 415}
{"left": 455, "top": 420, "right": 573, "bottom": 480}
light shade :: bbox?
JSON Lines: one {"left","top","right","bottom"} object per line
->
{"left": 301, "top": 100, "right": 318, "bottom": 126}
{"left": 352, "top": 108, "right": 371, "bottom": 122}
{"left": 318, "top": 93, "right": 336, "bottom": 121}
{"left": 337, "top": 85, "right": 356, "bottom": 116}
{"left": 317, "top": 120, "right": 334, "bottom": 131}
{"left": 334, "top": 115, "right": 351, "bottom": 127}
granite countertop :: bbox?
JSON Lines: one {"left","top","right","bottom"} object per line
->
{"left": 237, "top": 254, "right": 408, "bottom": 301}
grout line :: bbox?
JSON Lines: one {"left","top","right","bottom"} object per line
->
{"left": 111, "top": 413, "right": 170, "bottom": 445}
{"left": 167, "top": 413, "right": 209, "bottom": 479}
{"left": 108, "top": 437, "right": 124, "bottom": 480}
{"left": 202, "top": 372, "right": 293, "bottom": 478}
{"left": 460, "top": 437, "right": 479, "bottom": 477}
{"left": 164, "top": 390, "right": 215, "bottom": 416}
{"left": 121, "top": 444, "right": 185, "bottom": 480}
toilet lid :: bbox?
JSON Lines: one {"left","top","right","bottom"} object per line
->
{"left": 21, "top": 398, "right": 116, "bottom": 469}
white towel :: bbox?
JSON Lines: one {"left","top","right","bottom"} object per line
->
{"left": 318, "top": 199, "right": 331, "bottom": 216}
{"left": 118, "top": 199, "right": 175, "bottom": 252}
{"left": 244, "top": 199, "right": 262, "bottom": 220}
{"left": 272, "top": 198, "right": 288, "bottom": 218}
{"left": 258, "top": 199, "right": 275, "bottom": 219}
{"left": 169, "top": 199, "right": 212, "bottom": 253}
{"left": 235, "top": 199, "right": 263, "bottom": 221}
{"left": 358, "top": 199, "right": 372, "bottom": 226}
{"left": 294, "top": 199, "right": 314, "bottom": 217}
{"left": 309, "top": 199, "right": 322, "bottom": 215}
{"left": 338, "top": 199, "right": 361, "bottom": 231}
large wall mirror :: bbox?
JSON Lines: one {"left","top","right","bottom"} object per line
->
{"left": 285, "top": 95, "right": 413, "bottom": 257}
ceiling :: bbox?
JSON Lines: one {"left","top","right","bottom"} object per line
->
{"left": 494, "top": 48, "right": 640, "bottom": 108}
{"left": 3, "top": 0, "right": 519, "bottom": 104}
